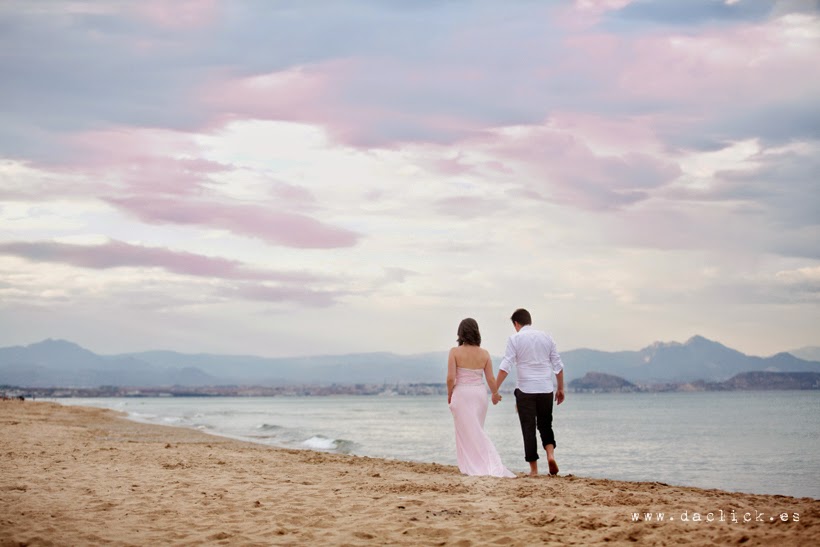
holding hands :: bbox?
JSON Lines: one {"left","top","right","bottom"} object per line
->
{"left": 491, "top": 392, "right": 502, "bottom": 405}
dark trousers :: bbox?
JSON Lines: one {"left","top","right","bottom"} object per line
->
{"left": 514, "top": 389, "right": 556, "bottom": 462}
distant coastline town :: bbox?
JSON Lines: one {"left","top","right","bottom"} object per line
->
{"left": 3, "top": 370, "right": 819, "bottom": 400}
{"left": 1, "top": 383, "right": 445, "bottom": 399}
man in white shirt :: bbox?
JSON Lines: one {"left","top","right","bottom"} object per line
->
{"left": 493, "top": 308, "right": 565, "bottom": 476}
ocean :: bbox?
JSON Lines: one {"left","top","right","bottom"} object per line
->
{"left": 58, "top": 391, "right": 820, "bottom": 499}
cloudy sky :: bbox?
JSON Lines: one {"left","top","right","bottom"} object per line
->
{"left": 1, "top": 0, "right": 818, "bottom": 359}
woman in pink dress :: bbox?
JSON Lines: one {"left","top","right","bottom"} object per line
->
{"left": 447, "top": 318, "right": 516, "bottom": 478}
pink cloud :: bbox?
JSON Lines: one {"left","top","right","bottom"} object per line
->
{"left": 201, "top": 67, "right": 330, "bottom": 128}
{"left": 562, "top": 17, "right": 819, "bottom": 113}
{"left": 422, "top": 112, "right": 670, "bottom": 210}
{"left": 425, "top": 118, "right": 681, "bottom": 211}
{"left": 0, "top": 240, "right": 325, "bottom": 282}
{"left": 62, "top": 128, "right": 230, "bottom": 196}
{"left": 64, "top": 128, "right": 320, "bottom": 210}
{"left": 200, "top": 60, "right": 492, "bottom": 148}
{"left": 4, "top": 124, "right": 354, "bottom": 249}
{"left": 555, "top": 1, "right": 636, "bottom": 30}
{"left": 545, "top": 112, "right": 660, "bottom": 152}
{"left": 130, "top": 0, "right": 220, "bottom": 30}
{"left": 422, "top": 152, "right": 514, "bottom": 178}
{"left": 506, "top": 139, "right": 681, "bottom": 209}
{"left": 105, "top": 195, "right": 359, "bottom": 249}
{"left": 269, "top": 181, "right": 317, "bottom": 208}
{"left": 0, "top": 239, "right": 347, "bottom": 307}
{"left": 68, "top": 128, "right": 201, "bottom": 165}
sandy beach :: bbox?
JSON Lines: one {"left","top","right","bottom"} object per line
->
{"left": 1, "top": 401, "right": 817, "bottom": 546}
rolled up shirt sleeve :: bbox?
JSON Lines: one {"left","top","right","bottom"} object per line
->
{"left": 499, "top": 337, "right": 516, "bottom": 374}
{"left": 549, "top": 342, "right": 565, "bottom": 375}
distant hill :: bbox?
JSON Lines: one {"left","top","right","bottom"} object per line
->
{"left": 568, "top": 372, "right": 636, "bottom": 392}
{"left": 0, "top": 339, "right": 447, "bottom": 388}
{"left": 562, "top": 335, "right": 820, "bottom": 383}
{"left": 569, "top": 370, "right": 820, "bottom": 392}
{"left": 118, "top": 349, "right": 449, "bottom": 385}
{"left": 0, "top": 339, "right": 218, "bottom": 388}
{"left": 1, "top": 336, "right": 818, "bottom": 388}
{"left": 720, "top": 371, "right": 820, "bottom": 390}
{"left": 789, "top": 346, "right": 820, "bottom": 362}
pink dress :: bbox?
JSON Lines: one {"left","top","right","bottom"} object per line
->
{"left": 449, "top": 367, "right": 516, "bottom": 478}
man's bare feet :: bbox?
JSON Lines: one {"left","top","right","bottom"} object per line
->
{"left": 544, "top": 444, "right": 558, "bottom": 475}
{"left": 528, "top": 461, "right": 538, "bottom": 476}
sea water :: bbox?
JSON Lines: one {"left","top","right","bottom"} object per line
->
{"left": 58, "top": 391, "right": 820, "bottom": 499}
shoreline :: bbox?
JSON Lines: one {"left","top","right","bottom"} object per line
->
{"left": 47, "top": 399, "right": 820, "bottom": 503}
{"left": 53, "top": 394, "right": 820, "bottom": 500}
{"left": 2, "top": 401, "right": 819, "bottom": 545}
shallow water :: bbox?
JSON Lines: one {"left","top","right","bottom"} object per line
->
{"left": 59, "top": 390, "right": 820, "bottom": 499}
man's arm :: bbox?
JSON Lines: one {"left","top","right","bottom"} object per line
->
{"left": 494, "top": 337, "right": 516, "bottom": 405}
{"left": 492, "top": 370, "right": 508, "bottom": 404}
{"left": 496, "top": 369, "right": 509, "bottom": 389}
{"left": 555, "top": 370, "right": 565, "bottom": 405}
{"left": 549, "top": 339, "right": 565, "bottom": 405}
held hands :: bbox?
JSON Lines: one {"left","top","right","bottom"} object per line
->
{"left": 491, "top": 392, "right": 502, "bottom": 405}
{"left": 556, "top": 388, "right": 565, "bottom": 405}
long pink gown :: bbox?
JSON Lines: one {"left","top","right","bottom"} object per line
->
{"left": 449, "top": 367, "right": 515, "bottom": 478}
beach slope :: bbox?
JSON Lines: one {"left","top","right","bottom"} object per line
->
{"left": 1, "top": 401, "right": 817, "bottom": 546}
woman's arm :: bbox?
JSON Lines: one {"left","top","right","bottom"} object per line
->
{"left": 446, "top": 348, "right": 457, "bottom": 404}
{"left": 483, "top": 351, "right": 500, "bottom": 403}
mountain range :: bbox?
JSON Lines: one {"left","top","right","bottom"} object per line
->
{"left": 789, "top": 346, "right": 820, "bottom": 361}
{"left": 1, "top": 336, "right": 818, "bottom": 388}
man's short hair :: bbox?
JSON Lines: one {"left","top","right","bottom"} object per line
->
{"left": 510, "top": 308, "right": 532, "bottom": 326}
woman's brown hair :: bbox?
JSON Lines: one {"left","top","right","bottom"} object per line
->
{"left": 457, "top": 318, "right": 481, "bottom": 346}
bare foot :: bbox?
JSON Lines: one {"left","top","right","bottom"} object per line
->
{"left": 548, "top": 459, "right": 559, "bottom": 475}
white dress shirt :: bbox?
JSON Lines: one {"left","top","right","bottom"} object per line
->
{"left": 499, "top": 325, "right": 564, "bottom": 394}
